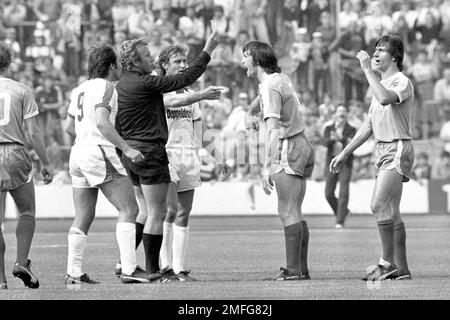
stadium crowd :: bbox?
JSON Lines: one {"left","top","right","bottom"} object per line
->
{"left": 1, "top": 0, "right": 450, "bottom": 184}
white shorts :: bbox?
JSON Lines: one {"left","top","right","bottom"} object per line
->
{"left": 69, "top": 144, "right": 127, "bottom": 188}
{"left": 167, "top": 148, "right": 201, "bottom": 192}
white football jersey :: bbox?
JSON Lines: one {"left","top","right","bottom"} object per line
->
{"left": 165, "top": 88, "right": 201, "bottom": 151}
{"left": 68, "top": 78, "right": 117, "bottom": 147}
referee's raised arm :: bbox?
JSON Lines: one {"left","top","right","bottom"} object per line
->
{"left": 141, "top": 29, "right": 220, "bottom": 94}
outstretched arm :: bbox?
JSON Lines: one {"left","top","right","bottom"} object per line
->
{"left": 163, "top": 86, "right": 223, "bottom": 108}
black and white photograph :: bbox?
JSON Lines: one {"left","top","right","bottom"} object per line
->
{"left": 1, "top": 0, "right": 450, "bottom": 309}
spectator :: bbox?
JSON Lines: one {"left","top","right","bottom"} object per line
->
{"left": 339, "top": 0, "right": 359, "bottom": 31}
{"left": 25, "top": 31, "right": 55, "bottom": 62}
{"left": 210, "top": 5, "right": 234, "bottom": 40}
{"left": 35, "top": 76, "right": 65, "bottom": 146}
{"left": 433, "top": 67, "right": 450, "bottom": 113}
{"left": 32, "top": 0, "right": 62, "bottom": 22}
{"left": 147, "top": 28, "right": 171, "bottom": 64}
{"left": 392, "top": 1, "right": 418, "bottom": 30}
{"left": 329, "top": 20, "right": 366, "bottom": 106}
{"left": 410, "top": 49, "right": 438, "bottom": 102}
{"left": 154, "top": 7, "right": 176, "bottom": 42}
{"left": 305, "top": 0, "right": 329, "bottom": 34}
{"left": 290, "top": 28, "right": 311, "bottom": 93}
{"left": 206, "top": 36, "right": 233, "bottom": 89}
{"left": 179, "top": 6, "right": 205, "bottom": 60}
{"left": 277, "top": 0, "right": 300, "bottom": 56}
{"left": 347, "top": 100, "right": 368, "bottom": 130}
{"left": 361, "top": 1, "right": 393, "bottom": 54}
{"left": 310, "top": 32, "right": 330, "bottom": 104}
{"left": 412, "top": 152, "right": 432, "bottom": 180}
{"left": 111, "top": 0, "right": 132, "bottom": 35}
{"left": 127, "top": 0, "right": 155, "bottom": 38}
{"left": 413, "top": 10, "right": 443, "bottom": 47}
{"left": 236, "top": 0, "right": 270, "bottom": 43}
{"left": 316, "top": 11, "right": 335, "bottom": 49}
{"left": 318, "top": 93, "right": 335, "bottom": 124}
{"left": 3, "top": 0, "right": 27, "bottom": 28}
{"left": 432, "top": 150, "right": 450, "bottom": 179}
{"left": 323, "top": 105, "right": 356, "bottom": 228}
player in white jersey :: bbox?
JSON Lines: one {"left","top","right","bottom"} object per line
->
{"left": 242, "top": 41, "right": 314, "bottom": 281}
{"left": 0, "top": 42, "right": 53, "bottom": 289}
{"left": 331, "top": 35, "right": 414, "bottom": 281}
{"left": 63, "top": 44, "right": 152, "bottom": 285}
{"left": 154, "top": 45, "right": 228, "bottom": 281}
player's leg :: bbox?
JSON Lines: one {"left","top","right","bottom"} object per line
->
{"left": 66, "top": 187, "right": 99, "bottom": 284}
{"left": 0, "top": 192, "right": 6, "bottom": 288}
{"left": 296, "top": 178, "right": 310, "bottom": 279}
{"left": 324, "top": 170, "right": 339, "bottom": 216}
{"left": 336, "top": 164, "right": 352, "bottom": 226}
{"left": 133, "top": 185, "right": 146, "bottom": 249}
{"left": 368, "top": 169, "right": 403, "bottom": 279}
{"left": 141, "top": 182, "right": 169, "bottom": 275}
{"left": 9, "top": 181, "right": 39, "bottom": 288}
{"left": 172, "top": 189, "right": 195, "bottom": 279}
{"left": 390, "top": 182, "right": 411, "bottom": 279}
{"left": 159, "top": 182, "right": 177, "bottom": 273}
{"left": 99, "top": 176, "right": 151, "bottom": 283}
{"left": 270, "top": 171, "right": 303, "bottom": 280}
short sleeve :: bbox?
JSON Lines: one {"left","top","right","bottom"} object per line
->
{"left": 67, "top": 89, "right": 78, "bottom": 117}
{"left": 260, "top": 83, "right": 281, "bottom": 120}
{"left": 390, "top": 75, "right": 413, "bottom": 104}
{"left": 22, "top": 87, "right": 39, "bottom": 120}
{"left": 193, "top": 103, "right": 202, "bottom": 121}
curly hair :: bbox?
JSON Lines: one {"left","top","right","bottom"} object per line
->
{"left": 158, "top": 45, "right": 188, "bottom": 74}
{"left": 87, "top": 44, "right": 117, "bottom": 79}
{"left": 119, "top": 39, "right": 149, "bottom": 72}
{"left": 0, "top": 42, "right": 13, "bottom": 74}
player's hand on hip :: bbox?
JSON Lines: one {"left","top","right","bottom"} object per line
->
{"left": 356, "top": 50, "right": 371, "bottom": 71}
{"left": 125, "top": 148, "right": 145, "bottom": 164}
{"left": 261, "top": 172, "right": 274, "bottom": 195}
{"left": 217, "top": 163, "right": 231, "bottom": 181}
{"left": 203, "top": 20, "right": 220, "bottom": 55}
{"left": 202, "top": 86, "right": 224, "bottom": 100}
{"left": 329, "top": 153, "right": 345, "bottom": 174}
{"left": 245, "top": 113, "right": 259, "bottom": 132}
{"left": 41, "top": 165, "right": 53, "bottom": 185}
{"left": 0, "top": 168, "right": 12, "bottom": 190}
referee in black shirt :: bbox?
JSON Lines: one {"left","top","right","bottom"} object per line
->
{"left": 115, "top": 25, "right": 221, "bottom": 282}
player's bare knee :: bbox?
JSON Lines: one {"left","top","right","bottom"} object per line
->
{"left": 370, "top": 199, "right": 387, "bottom": 214}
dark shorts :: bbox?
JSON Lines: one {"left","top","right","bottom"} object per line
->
{"left": 121, "top": 141, "right": 171, "bottom": 186}
{"left": 374, "top": 140, "right": 414, "bottom": 182}
{"left": 274, "top": 131, "right": 315, "bottom": 178}
{"left": 0, "top": 143, "right": 32, "bottom": 191}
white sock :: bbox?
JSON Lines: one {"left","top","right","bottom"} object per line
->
{"left": 67, "top": 227, "right": 87, "bottom": 278}
{"left": 160, "top": 222, "right": 174, "bottom": 270}
{"left": 116, "top": 222, "right": 137, "bottom": 275}
{"left": 379, "top": 257, "right": 391, "bottom": 268}
{"left": 172, "top": 225, "right": 189, "bottom": 274}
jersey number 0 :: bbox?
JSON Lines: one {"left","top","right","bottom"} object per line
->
{"left": 0, "top": 92, "right": 11, "bottom": 126}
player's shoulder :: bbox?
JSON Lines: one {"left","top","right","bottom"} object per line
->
{"left": 0, "top": 78, "right": 33, "bottom": 95}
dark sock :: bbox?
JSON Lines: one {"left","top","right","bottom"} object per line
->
{"left": 135, "top": 223, "right": 144, "bottom": 250}
{"left": 300, "top": 221, "right": 309, "bottom": 275}
{"left": 0, "top": 230, "right": 6, "bottom": 283}
{"left": 284, "top": 223, "right": 303, "bottom": 273}
{"left": 394, "top": 221, "right": 409, "bottom": 274}
{"left": 142, "top": 233, "right": 163, "bottom": 274}
{"left": 377, "top": 219, "right": 395, "bottom": 265}
{"left": 16, "top": 214, "right": 36, "bottom": 266}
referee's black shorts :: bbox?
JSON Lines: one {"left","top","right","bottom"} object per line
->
{"left": 121, "top": 141, "right": 171, "bottom": 186}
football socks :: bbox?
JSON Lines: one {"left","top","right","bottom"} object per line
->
{"left": 135, "top": 222, "right": 144, "bottom": 249}
{"left": 377, "top": 219, "right": 395, "bottom": 265}
{"left": 394, "top": 221, "right": 409, "bottom": 274}
{"left": 116, "top": 222, "right": 137, "bottom": 275}
{"left": 143, "top": 234, "right": 163, "bottom": 273}
{"left": 300, "top": 220, "right": 309, "bottom": 275}
{"left": 172, "top": 225, "right": 189, "bottom": 274}
{"left": 284, "top": 223, "right": 303, "bottom": 273}
{"left": 67, "top": 227, "right": 87, "bottom": 277}
{"left": 16, "top": 214, "right": 35, "bottom": 266}
{"left": 160, "top": 222, "right": 174, "bottom": 270}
